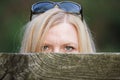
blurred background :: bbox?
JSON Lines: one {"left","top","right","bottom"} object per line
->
{"left": 0, "top": 0, "right": 120, "bottom": 53}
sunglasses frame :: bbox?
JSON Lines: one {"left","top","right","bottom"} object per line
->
{"left": 30, "top": 1, "right": 83, "bottom": 20}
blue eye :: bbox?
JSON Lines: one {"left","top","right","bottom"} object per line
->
{"left": 65, "top": 46, "right": 74, "bottom": 52}
{"left": 42, "top": 45, "right": 49, "bottom": 51}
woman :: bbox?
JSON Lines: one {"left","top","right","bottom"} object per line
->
{"left": 20, "top": 1, "right": 96, "bottom": 53}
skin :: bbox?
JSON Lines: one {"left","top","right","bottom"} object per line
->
{"left": 41, "top": 22, "right": 79, "bottom": 53}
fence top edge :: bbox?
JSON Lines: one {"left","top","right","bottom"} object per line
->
{"left": 0, "top": 52, "right": 120, "bottom": 55}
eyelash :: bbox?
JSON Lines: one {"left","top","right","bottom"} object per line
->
{"left": 41, "top": 45, "right": 49, "bottom": 51}
{"left": 41, "top": 45, "right": 76, "bottom": 52}
{"left": 65, "top": 46, "right": 75, "bottom": 51}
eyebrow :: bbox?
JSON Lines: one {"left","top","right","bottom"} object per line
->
{"left": 43, "top": 39, "right": 78, "bottom": 46}
{"left": 43, "top": 42, "right": 78, "bottom": 45}
{"left": 63, "top": 43, "right": 78, "bottom": 47}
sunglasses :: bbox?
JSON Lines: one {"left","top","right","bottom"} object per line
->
{"left": 30, "top": 1, "right": 83, "bottom": 20}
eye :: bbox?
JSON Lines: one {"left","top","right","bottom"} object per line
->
{"left": 65, "top": 46, "right": 75, "bottom": 52}
{"left": 41, "top": 45, "right": 49, "bottom": 51}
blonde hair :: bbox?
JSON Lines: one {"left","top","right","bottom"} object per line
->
{"left": 20, "top": 8, "right": 96, "bottom": 53}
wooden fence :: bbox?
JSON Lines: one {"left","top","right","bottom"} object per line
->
{"left": 0, "top": 53, "right": 120, "bottom": 80}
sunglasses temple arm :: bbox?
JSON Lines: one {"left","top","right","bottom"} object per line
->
{"left": 80, "top": 9, "right": 83, "bottom": 21}
{"left": 81, "top": 13, "right": 83, "bottom": 21}
{"left": 30, "top": 10, "right": 32, "bottom": 21}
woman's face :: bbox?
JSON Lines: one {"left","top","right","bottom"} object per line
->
{"left": 42, "top": 22, "right": 79, "bottom": 53}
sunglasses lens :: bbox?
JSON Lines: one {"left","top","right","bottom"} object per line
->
{"left": 30, "top": 1, "right": 83, "bottom": 20}
{"left": 59, "top": 2, "right": 82, "bottom": 14}
{"left": 32, "top": 2, "right": 54, "bottom": 13}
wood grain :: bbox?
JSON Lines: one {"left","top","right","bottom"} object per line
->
{"left": 0, "top": 53, "right": 120, "bottom": 80}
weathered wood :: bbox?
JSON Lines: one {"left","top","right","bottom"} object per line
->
{"left": 0, "top": 53, "right": 120, "bottom": 80}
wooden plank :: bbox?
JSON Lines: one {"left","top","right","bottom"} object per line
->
{"left": 0, "top": 53, "right": 120, "bottom": 80}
